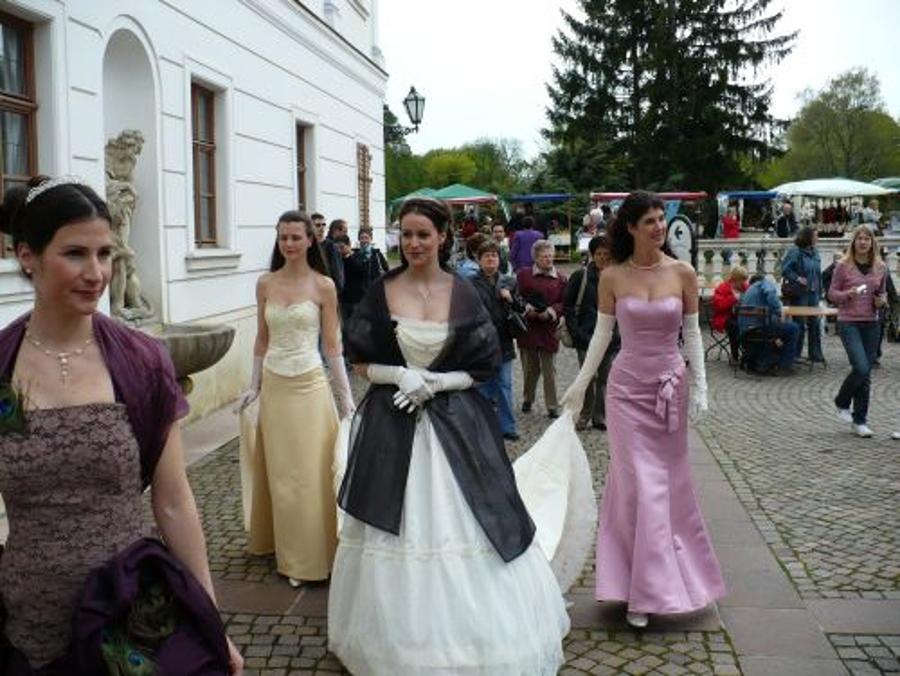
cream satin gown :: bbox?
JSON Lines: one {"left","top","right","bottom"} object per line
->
{"left": 240, "top": 301, "right": 339, "bottom": 581}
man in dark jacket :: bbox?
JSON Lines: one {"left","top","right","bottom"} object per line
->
{"left": 563, "top": 234, "right": 620, "bottom": 430}
{"left": 774, "top": 201, "right": 798, "bottom": 238}
{"left": 312, "top": 213, "right": 345, "bottom": 294}
{"left": 341, "top": 226, "right": 389, "bottom": 322}
{"left": 471, "top": 240, "right": 519, "bottom": 440}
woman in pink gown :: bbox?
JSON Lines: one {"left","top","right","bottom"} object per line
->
{"left": 562, "top": 191, "right": 726, "bottom": 628}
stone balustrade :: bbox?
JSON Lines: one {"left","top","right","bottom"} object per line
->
{"left": 696, "top": 235, "right": 900, "bottom": 288}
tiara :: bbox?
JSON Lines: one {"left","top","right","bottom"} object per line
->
{"left": 25, "top": 175, "right": 91, "bottom": 205}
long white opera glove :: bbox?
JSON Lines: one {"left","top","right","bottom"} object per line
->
{"left": 420, "top": 370, "right": 474, "bottom": 393}
{"left": 560, "top": 313, "right": 616, "bottom": 416}
{"left": 325, "top": 354, "right": 355, "bottom": 419}
{"left": 234, "top": 356, "right": 263, "bottom": 413}
{"left": 366, "top": 364, "right": 433, "bottom": 413}
{"left": 681, "top": 312, "right": 709, "bottom": 421}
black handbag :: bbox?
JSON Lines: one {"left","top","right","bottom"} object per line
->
{"left": 781, "top": 276, "right": 807, "bottom": 299}
{"left": 505, "top": 296, "right": 529, "bottom": 337}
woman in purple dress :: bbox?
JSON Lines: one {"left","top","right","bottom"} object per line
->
{"left": 0, "top": 176, "right": 242, "bottom": 674}
{"left": 562, "top": 191, "right": 725, "bottom": 628}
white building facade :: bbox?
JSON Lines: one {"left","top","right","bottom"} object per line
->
{"left": 0, "top": 0, "right": 387, "bottom": 418}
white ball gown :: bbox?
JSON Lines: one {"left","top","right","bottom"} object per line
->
{"left": 329, "top": 316, "right": 595, "bottom": 675}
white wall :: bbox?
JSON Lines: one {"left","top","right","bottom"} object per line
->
{"left": 0, "top": 0, "right": 387, "bottom": 331}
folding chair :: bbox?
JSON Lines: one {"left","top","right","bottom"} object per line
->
{"left": 733, "top": 306, "right": 780, "bottom": 377}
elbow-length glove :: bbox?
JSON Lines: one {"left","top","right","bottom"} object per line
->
{"left": 325, "top": 354, "right": 355, "bottom": 419}
{"left": 234, "top": 356, "right": 263, "bottom": 413}
{"left": 366, "top": 364, "right": 433, "bottom": 413}
{"left": 560, "top": 313, "right": 616, "bottom": 416}
{"left": 421, "top": 371, "right": 473, "bottom": 393}
{"left": 681, "top": 312, "right": 708, "bottom": 421}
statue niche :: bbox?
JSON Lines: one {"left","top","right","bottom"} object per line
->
{"left": 105, "top": 129, "right": 154, "bottom": 324}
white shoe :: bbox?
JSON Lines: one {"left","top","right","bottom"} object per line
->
{"left": 626, "top": 611, "right": 649, "bottom": 628}
{"left": 836, "top": 408, "right": 853, "bottom": 424}
{"left": 892, "top": 431, "right": 900, "bottom": 440}
{"left": 852, "top": 424, "right": 873, "bottom": 438}
{"left": 288, "top": 577, "right": 303, "bottom": 588}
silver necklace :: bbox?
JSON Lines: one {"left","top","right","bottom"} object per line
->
{"left": 24, "top": 328, "right": 94, "bottom": 386}
{"left": 415, "top": 283, "right": 432, "bottom": 303}
{"left": 628, "top": 256, "right": 664, "bottom": 271}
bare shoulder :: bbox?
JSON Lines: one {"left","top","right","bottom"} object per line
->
{"left": 672, "top": 259, "right": 699, "bottom": 290}
{"left": 256, "top": 272, "right": 274, "bottom": 297}
{"left": 315, "top": 271, "right": 337, "bottom": 297}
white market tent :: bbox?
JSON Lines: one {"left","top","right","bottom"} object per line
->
{"left": 771, "top": 178, "right": 894, "bottom": 198}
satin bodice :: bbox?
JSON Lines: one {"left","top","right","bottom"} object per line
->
{"left": 393, "top": 317, "right": 449, "bottom": 369}
{"left": 264, "top": 301, "right": 322, "bottom": 377}
{"left": 613, "top": 296, "right": 685, "bottom": 378}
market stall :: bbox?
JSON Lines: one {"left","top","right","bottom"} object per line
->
{"left": 507, "top": 193, "right": 576, "bottom": 261}
{"left": 770, "top": 178, "right": 894, "bottom": 236}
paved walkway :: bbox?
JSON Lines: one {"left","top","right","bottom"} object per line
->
{"left": 181, "top": 329, "right": 899, "bottom": 675}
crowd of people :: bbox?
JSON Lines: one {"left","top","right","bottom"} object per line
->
{"left": 0, "top": 174, "right": 896, "bottom": 675}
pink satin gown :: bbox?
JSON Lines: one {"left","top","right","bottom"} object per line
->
{"left": 597, "top": 295, "right": 726, "bottom": 614}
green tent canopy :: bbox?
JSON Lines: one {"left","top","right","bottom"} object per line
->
{"left": 389, "top": 187, "right": 438, "bottom": 209}
{"left": 432, "top": 183, "right": 498, "bottom": 203}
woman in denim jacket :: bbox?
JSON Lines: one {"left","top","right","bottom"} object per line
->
{"left": 781, "top": 226, "right": 824, "bottom": 362}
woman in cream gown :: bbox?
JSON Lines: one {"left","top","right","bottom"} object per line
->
{"left": 237, "top": 210, "right": 354, "bottom": 585}
{"left": 329, "top": 197, "right": 594, "bottom": 675}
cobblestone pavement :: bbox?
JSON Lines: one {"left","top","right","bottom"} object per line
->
{"left": 187, "top": 346, "right": 742, "bottom": 674}
{"left": 697, "top": 332, "right": 900, "bottom": 601}
{"left": 829, "top": 634, "right": 900, "bottom": 674}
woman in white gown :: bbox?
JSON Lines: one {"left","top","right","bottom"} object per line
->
{"left": 329, "top": 198, "right": 593, "bottom": 675}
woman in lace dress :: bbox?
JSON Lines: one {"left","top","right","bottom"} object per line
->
{"left": 237, "top": 211, "right": 353, "bottom": 586}
{"left": 329, "top": 197, "right": 576, "bottom": 675}
{"left": 0, "top": 176, "right": 242, "bottom": 673}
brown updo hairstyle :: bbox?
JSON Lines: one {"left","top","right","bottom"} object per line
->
{"left": 0, "top": 175, "right": 112, "bottom": 278}
{"left": 396, "top": 197, "right": 454, "bottom": 269}
{"left": 269, "top": 209, "right": 330, "bottom": 276}
{"left": 608, "top": 190, "right": 667, "bottom": 263}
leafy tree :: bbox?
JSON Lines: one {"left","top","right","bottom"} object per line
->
{"left": 422, "top": 150, "right": 478, "bottom": 187}
{"left": 544, "top": 0, "right": 795, "bottom": 193}
{"left": 759, "top": 69, "right": 900, "bottom": 183}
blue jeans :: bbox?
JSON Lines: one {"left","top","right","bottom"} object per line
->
{"left": 790, "top": 292, "right": 823, "bottom": 361}
{"left": 477, "top": 359, "right": 516, "bottom": 435}
{"left": 835, "top": 321, "right": 880, "bottom": 425}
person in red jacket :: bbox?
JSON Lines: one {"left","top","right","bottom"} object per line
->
{"left": 516, "top": 239, "right": 568, "bottom": 417}
{"left": 722, "top": 206, "right": 740, "bottom": 239}
{"left": 711, "top": 266, "right": 749, "bottom": 362}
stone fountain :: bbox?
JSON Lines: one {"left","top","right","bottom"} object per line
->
{"left": 150, "top": 323, "right": 236, "bottom": 395}
{"left": 106, "top": 128, "right": 236, "bottom": 392}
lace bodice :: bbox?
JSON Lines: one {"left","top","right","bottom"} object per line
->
{"left": 0, "top": 403, "right": 146, "bottom": 666}
{"left": 394, "top": 317, "right": 449, "bottom": 369}
{"left": 264, "top": 301, "right": 322, "bottom": 377}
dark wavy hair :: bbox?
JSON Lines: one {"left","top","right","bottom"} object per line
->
{"left": 269, "top": 210, "right": 329, "bottom": 276}
{"left": 794, "top": 225, "right": 817, "bottom": 249}
{"left": 608, "top": 191, "right": 667, "bottom": 263}
{"left": 396, "top": 197, "right": 454, "bottom": 270}
{"left": 0, "top": 176, "right": 111, "bottom": 276}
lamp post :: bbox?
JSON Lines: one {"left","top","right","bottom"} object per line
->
{"left": 401, "top": 86, "right": 425, "bottom": 134}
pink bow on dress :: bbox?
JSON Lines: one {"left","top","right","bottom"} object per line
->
{"left": 655, "top": 366, "right": 685, "bottom": 432}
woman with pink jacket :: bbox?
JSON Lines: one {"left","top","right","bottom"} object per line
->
{"left": 827, "top": 225, "right": 888, "bottom": 438}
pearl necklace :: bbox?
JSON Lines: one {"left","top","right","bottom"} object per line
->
{"left": 25, "top": 328, "right": 94, "bottom": 386}
{"left": 628, "top": 257, "right": 664, "bottom": 271}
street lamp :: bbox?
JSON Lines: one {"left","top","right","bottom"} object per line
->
{"left": 402, "top": 86, "right": 425, "bottom": 133}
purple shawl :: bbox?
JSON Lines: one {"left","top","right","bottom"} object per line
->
{"left": 0, "top": 312, "right": 189, "bottom": 488}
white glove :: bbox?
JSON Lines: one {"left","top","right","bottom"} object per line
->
{"left": 325, "top": 354, "right": 355, "bottom": 419}
{"left": 366, "top": 364, "right": 433, "bottom": 413}
{"left": 421, "top": 370, "right": 473, "bottom": 393}
{"left": 681, "top": 312, "right": 709, "bottom": 421}
{"left": 234, "top": 356, "right": 263, "bottom": 413}
{"left": 560, "top": 313, "right": 615, "bottom": 416}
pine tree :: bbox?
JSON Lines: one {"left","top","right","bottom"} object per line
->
{"left": 544, "top": 0, "right": 795, "bottom": 192}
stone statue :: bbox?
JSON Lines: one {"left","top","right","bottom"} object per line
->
{"left": 105, "top": 129, "right": 153, "bottom": 324}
